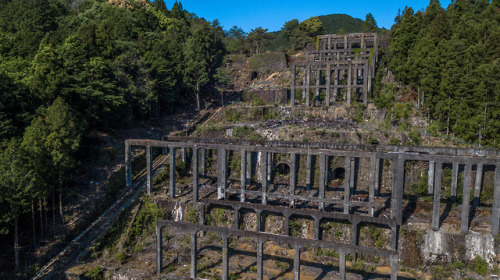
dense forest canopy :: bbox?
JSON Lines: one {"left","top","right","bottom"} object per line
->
{"left": 0, "top": 0, "right": 499, "bottom": 275}
{"left": 385, "top": 0, "right": 500, "bottom": 147}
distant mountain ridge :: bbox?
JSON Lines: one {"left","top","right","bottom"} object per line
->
{"left": 267, "top": 13, "right": 370, "bottom": 51}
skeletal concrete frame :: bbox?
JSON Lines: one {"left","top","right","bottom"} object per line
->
{"left": 126, "top": 137, "right": 500, "bottom": 235}
{"left": 156, "top": 220, "right": 399, "bottom": 280}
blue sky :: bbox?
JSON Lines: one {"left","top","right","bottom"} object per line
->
{"left": 174, "top": 0, "right": 452, "bottom": 32}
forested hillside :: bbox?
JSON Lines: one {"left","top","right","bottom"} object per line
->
{"left": 385, "top": 0, "right": 500, "bottom": 147}
{"left": 0, "top": 0, "right": 226, "bottom": 273}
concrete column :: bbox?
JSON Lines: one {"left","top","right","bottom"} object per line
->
{"left": 217, "top": 149, "right": 227, "bottom": 200}
{"left": 306, "top": 153, "right": 312, "bottom": 190}
{"left": 156, "top": 224, "right": 162, "bottom": 273}
{"left": 193, "top": 148, "right": 199, "bottom": 202}
{"left": 363, "top": 63, "right": 368, "bottom": 105}
{"left": 257, "top": 239, "right": 264, "bottom": 280}
{"left": 169, "top": 147, "right": 176, "bottom": 198}
{"left": 344, "top": 35, "right": 347, "bottom": 50}
{"left": 347, "top": 61, "right": 352, "bottom": 106}
{"left": 390, "top": 253, "right": 398, "bottom": 280}
{"left": 368, "top": 67, "right": 372, "bottom": 95}
{"left": 369, "top": 155, "right": 379, "bottom": 216}
{"left": 247, "top": 151, "right": 252, "bottom": 184}
{"left": 428, "top": 161, "right": 435, "bottom": 195}
{"left": 349, "top": 157, "right": 356, "bottom": 193}
{"left": 339, "top": 251, "right": 346, "bottom": 280}
{"left": 319, "top": 154, "right": 326, "bottom": 210}
{"left": 461, "top": 162, "right": 472, "bottom": 233}
{"left": 316, "top": 69, "right": 320, "bottom": 99}
{"left": 234, "top": 207, "right": 240, "bottom": 229}
{"left": 181, "top": 147, "right": 187, "bottom": 163}
{"left": 284, "top": 213, "right": 290, "bottom": 236}
{"left": 199, "top": 203, "right": 206, "bottom": 225}
{"left": 314, "top": 217, "right": 321, "bottom": 240}
{"left": 125, "top": 142, "right": 132, "bottom": 187}
{"left": 267, "top": 153, "right": 272, "bottom": 183}
{"left": 290, "top": 153, "right": 297, "bottom": 207}
{"left": 492, "top": 164, "right": 500, "bottom": 235}
{"left": 302, "top": 68, "right": 306, "bottom": 101}
{"left": 201, "top": 149, "right": 206, "bottom": 178}
{"left": 361, "top": 34, "right": 365, "bottom": 48}
{"left": 291, "top": 65, "right": 296, "bottom": 106}
{"left": 241, "top": 150, "right": 246, "bottom": 202}
{"left": 391, "top": 225, "right": 398, "bottom": 250}
{"left": 333, "top": 68, "right": 338, "bottom": 103}
{"left": 344, "top": 156, "right": 351, "bottom": 214}
{"left": 256, "top": 210, "right": 262, "bottom": 232}
{"left": 432, "top": 161, "right": 443, "bottom": 231}
{"left": 222, "top": 234, "right": 229, "bottom": 280}
{"left": 391, "top": 154, "right": 404, "bottom": 224}
{"left": 146, "top": 145, "right": 153, "bottom": 195}
{"left": 262, "top": 152, "right": 268, "bottom": 205}
{"left": 294, "top": 246, "right": 301, "bottom": 280}
{"left": 328, "top": 37, "right": 331, "bottom": 50}
{"left": 190, "top": 231, "right": 197, "bottom": 279}
{"left": 473, "top": 163, "right": 483, "bottom": 209}
{"left": 326, "top": 63, "right": 331, "bottom": 106}
{"left": 306, "top": 65, "right": 311, "bottom": 106}
{"left": 351, "top": 220, "right": 359, "bottom": 250}
{"left": 451, "top": 162, "right": 459, "bottom": 203}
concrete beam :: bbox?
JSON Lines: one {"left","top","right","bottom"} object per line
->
{"left": 257, "top": 239, "right": 264, "bottom": 280}
{"left": 369, "top": 155, "right": 379, "bottom": 216}
{"left": 290, "top": 153, "right": 297, "bottom": 207}
{"left": 156, "top": 224, "right": 162, "bottom": 274}
{"left": 201, "top": 148, "right": 206, "bottom": 178}
{"left": 294, "top": 246, "right": 301, "bottom": 280}
{"left": 326, "top": 64, "right": 331, "bottom": 106}
{"left": 190, "top": 231, "right": 197, "bottom": 279}
{"left": 319, "top": 154, "right": 327, "bottom": 210}
{"left": 262, "top": 152, "right": 268, "bottom": 205}
{"left": 344, "top": 156, "right": 351, "bottom": 214}
{"left": 306, "top": 153, "right": 312, "bottom": 190}
{"left": 218, "top": 148, "right": 227, "bottom": 200}
{"left": 222, "top": 234, "right": 229, "bottom": 280}
{"left": 339, "top": 250, "right": 346, "bottom": 280}
{"left": 428, "top": 161, "right": 435, "bottom": 195}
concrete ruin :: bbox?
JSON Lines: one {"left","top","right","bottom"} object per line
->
{"left": 290, "top": 33, "right": 378, "bottom": 107}
{"left": 124, "top": 136, "right": 500, "bottom": 279}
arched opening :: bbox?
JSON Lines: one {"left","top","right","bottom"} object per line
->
{"left": 276, "top": 162, "right": 290, "bottom": 175}
{"left": 251, "top": 71, "right": 258, "bottom": 80}
{"left": 333, "top": 167, "right": 345, "bottom": 179}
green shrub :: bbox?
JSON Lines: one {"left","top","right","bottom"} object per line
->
{"left": 409, "top": 129, "right": 422, "bottom": 145}
{"left": 116, "top": 251, "right": 127, "bottom": 264}
{"left": 474, "top": 255, "right": 488, "bottom": 276}
{"left": 84, "top": 267, "right": 105, "bottom": 280}
{"left": 127, "top": 198, "right": 163, "bottom": 244}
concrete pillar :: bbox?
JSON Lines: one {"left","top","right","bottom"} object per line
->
{"left": 347, "top": 62, "right": 352, "bottom": 106}
{"left": 451, "top": 162, "right": 459, "bottom": 203}
{"left": 156, "top": 224, "right": 162, "bottom": 273}
{"left": 217, "top": 149, "right": 227, "bottom": 200}
{"left": 306, "top": 153, "right": 312, "bottom": 190}
{"left": 328, "top": 37, "right": 331, "bottom": 50}
{"left": 339, "top": 250, "right": 346, "bottom": 280}
{"left": 390, "top": 253, "right": 398, "bottom": 280}
{"left": 267, "top": 152, "right": 272, "bottom": 183}
{"left": 199, "top": 203, "right": 206, "bottom": 225}
{"left": 201, "top": 149, "right": 206, "bottom": 178}
{"left": 368, "top": 67, "right": 372, "bottom": 95}
{"left": 351, "top": 220, "right": 359, "bottom": 260}
{"left": 349, "top": 157, "right": 356, "bottom": 193}
{"left": 391, "top": 225, "right": 398, "bottom": 250}
{"left": 306, "top": 66, "right": 311, "bottom": 106}
{"left": 181, "top": 147, "right": 187, "bottom": 163}
{"left": 222, "top": 234, "right": 229, "bottom": 280}
{"left": 344, "top": 156, "right": 351, "bottom": 214}
{"left": 314, "top": 217, "right": 321, "bottom": 240}
{"left": 344, "top": 35, "right": 347, "bottom": 50}
{"left": 369, "top": 155, "right": 379, "bottom": 216}
{"left": 333, "top": 68, "right": 338, "bottom": 103}
{"left": 290, "top": 153, "right": 297, "bottom": 207}
{"left": 146, "top": 145, "right": 153, "bottom": 195}
{"left": 492, "top": 164, "right": 500, "bottom": 235}
{"left": 302, "top": 68, "right": 306, "bottom": 101}
{"left": 432, "top": 161, "right": 443, "bottom": 231}
{"left": 241, "top": 150, "right": 246, "bottom": 202}
{"left": 169, "top": 147, "right": 176, "bottom": 198}
{"left": 234, "top": 207, "right": 240, "bottom": 229}
{"left": 461, "top": 162, "right": 472, "bottom": 233}
{"left": 294, "top": 246, "right": 301, "bottom": 280}
{"left": 284, "top": 213, "right": 290, "bottom": 236}
{"left": 190, "top": 231, "right": 197, "bottom": 279}
{"left": 262, "top": 152, "right": 268, "bottom": 205}
{"left": 363, "top": 63, "right": 368, "bottom": 105}
{"left": 361, "top": 34, "right": 365, "bottom": 48}
{"left": 125, "top": 142, "right": 132, "bottom": 187}
{"left": 326, "top": 63, "right": 331, "bottom": 106}
{"left": 319, "top": 154, "right": 326, "bottom": 210}
{"left": 257, "top": 239, "right": 264, "bottom": 280}
{"left": 247, "top": 151, "right": 252, "bottom": 184}
{"left": 391, "top": 154, "right": 404, "bottom": 224}
{"left": 428, "top": 161, "right": 435, "bottom": 195}
{"left": 193, "top": 148, "right": 199, "bottom": 202}
{"left": 291, "top": 65, "right": 296, "bottom": 106}
{"left": 256, "top": 210, "right": 262, "bottom": 232}
{"left": 316, "top": 69, "right": 320, "bottom": 99}
{"left": 473, "top": 163, "right": 483, "bottom": 209}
